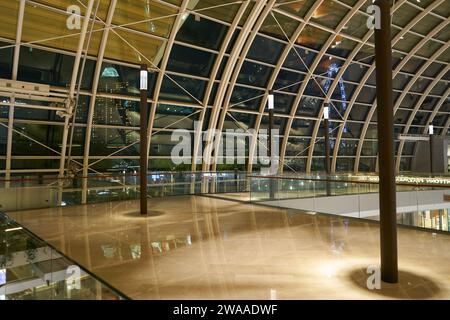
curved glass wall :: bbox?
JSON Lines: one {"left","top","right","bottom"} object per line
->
{"left": 0, "top": 0, "right": 448, "bottom": 177}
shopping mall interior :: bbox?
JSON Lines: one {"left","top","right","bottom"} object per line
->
{"left": 0, "top": 0, "right": 449, "bottom": 301}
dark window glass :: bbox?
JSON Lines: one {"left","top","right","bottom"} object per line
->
{"left": 151, "top": 132, "right": 186, "bottom": 157}
{"left": 296, "top": 97, "right": 322, "bottom": 117}
{"left": 237, "top": 61, "right": 272, "bottom": 88}
{"left": 230, "top": 86, "right": 264, "bottom": 111}
{"left": 69, "top": 127, "right": 86, "bottom": 157}
{"left": 342, "top": 123, "right": 362, "bottom": 138}
{"left": 12, "top": 159, "right": 60, "bottom": 170}
{"left": 225, "top": 112, "right": 256, "bottom": 130}
{"left": 160, "top": 75, "right": 206, "bottom": 103}
{"left": 336, "top": 158, "right": 355, "bottom": 172}
{"left": 283, "top": 47, "right": 316, "bottom": 72}
{"left": 290, "top": 119, "right": 315, "bottom": 136}
{"left": 361, "top": 141, "right": 378, "bottom": 156}
{"left": 285, "top": 137, "right": 310, "bottom": 157}
{"left": 344, "top": 63, "right": 368, "bottom": 82}
{"left": 14, "top": 106, "right": 64, "bottom": 122}
{"left": 0, "top": 124, "right": 7, "bottom": 156}
{"left": 12, "top": 124, "right": 63, "bottom": 156}
{"left": 359, "top": 157, "right": 376, "bottom": 172}
{"left": 412, "top": 112, "right": 430, "bottom": 126}
{"left": 226, "top": 29, "right": 240, "bottom": 54}
{"left": 421, "top": 96, "right": 438, "bottom": 111}
{"left": 93, "top": 98, "right": 140, "bottom": 127}
{"left": 349, "top": 105, "right": 369, "bottom": 121}
{"left": 176, "top": 14, "right": 228, "bottom": 50}
{"left": 432, "top": 114, "right": 446, "bottom": 127}
{"left": 393, "top": 73, "right": 411, "bottom": 90}
{"left": 260, "top": 116, "right": 286, "bottom": 133}
{"left": 89, "top": 128, "right": 140, "bottom": 157}
{"left": 394, "top": 109, "right": 411, "bottom": 125}
{"left": 154, "top": 104, "right": 199, "bottom": 130}
{"left": 274, "top": 70, "right": 304, "bottom": 93}
{"left": 0, "top": 103, "right": 9, "bottom": 119}
{"left": 167, "top": 44, "right": 216, "bottom": 78}
{"left": 273, "top": 93, "right": 294, "bottom": 114}
{"left": 78, "top": 58, "right": 96, "bottom": 90}
{"left": 248, "top": 35, "right": 283, "bottom": 64}
{"left": 18, "top": 47, "right": 74, "bottom": 87}
{"left": 399, "top": 94, "right": 419, "bottom": 109}
{"left": 356, "top": 86, "right": 377, "bottom": 104}
{"left": 75, "top": 95, "right": 90, "bottom": 123}
{"left": 304, "top": 78, "right": 326, "bottom": 98}
{"left": 0, "top": 41, "right": 13, "bottom": 79}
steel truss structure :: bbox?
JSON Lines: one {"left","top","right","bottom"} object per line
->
{"left": 0, "top": 0, "right": 448, "bottom": 179}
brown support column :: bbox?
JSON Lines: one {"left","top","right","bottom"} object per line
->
{"left": 429, "top": 125, "right": 434, "bottom": 175}
{"left": 268, "top": 90, "right": 276, "bottom": 199}
{"left": 374, "top": 0, "right": 398, "bottom": 283}
{"left": 140, "top": 65, "right": 148, "bottom": 215}
{"left": 324, "top": 103, "right": 331, "bottom": 196}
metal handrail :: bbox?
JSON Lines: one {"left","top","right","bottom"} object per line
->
{"left": 247, "top": 174, "right": 450, "bottom": 189}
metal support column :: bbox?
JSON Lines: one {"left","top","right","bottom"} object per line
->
{"left": 140, "top": 65, "right": 148, "bottom": 215}
{"left": 429, "top": 125, "right": 434, "bottom": 175}
{"left": 374, "top": 0, "right": 398, "bottom": 283}
{"left": 324, "top": 104, "right": 331, "bottom": 196}
{"left": 268, "top": 90, "right": 276, "bottom": 199}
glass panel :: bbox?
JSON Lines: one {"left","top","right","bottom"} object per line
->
{"left": 230, "top": 86, "right": 264, "bottom": 111}
{"left": 247, "top": 35, "right": 284, "bottom": 64}
{"left": 18, "top": 47, "right": 74, "bottom": 87}
{"left": 93, "top": 98, "right": 140, "bottom": 127}
{"left": 11, "top": 123, "right": 63, "bottom": 156}
{"left": 296, "top": 96, "right": 322, "bottom": 117}
{"left": 237, "top": 61, "right": 272, "bottom": 88}
{"left": 89, "top": 128, "right": 140, "bottom": 157}
{"left": 167, "top": 44, "right": 216, "bottom": 78}
{"left": 160, "top": 75, "right": 206, "bottom": 103}
{"left": 0, "top": 41, "right": 13, "bottom": 79}
{"left": 176, "top": 14, "right": 228, "bottom": 51}
{"left": 154, "top": 104, "right": 199, "bottom": 130}
{"left": 274, "top": 69, "right": 305, "bottom": 93}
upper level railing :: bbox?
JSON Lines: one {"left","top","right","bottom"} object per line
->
{"left": 247, "top": 174, "right": 450, "bottom": 233}
{"left": 0, "top": 171, "right": 249, "bottom": 212}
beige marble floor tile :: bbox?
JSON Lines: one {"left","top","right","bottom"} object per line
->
{"left": 7, "top": 195, "right": 450, "bottom": 300}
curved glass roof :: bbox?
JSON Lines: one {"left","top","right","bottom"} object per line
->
{"left": 0, "top": 0, "right": 449, "bottom": 176}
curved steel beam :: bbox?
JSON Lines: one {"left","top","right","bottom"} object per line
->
{"left": 59, "top": 0, "right": 95, "bottom": 178}
{"left": 201, "top": 0, "right": 269, "bottom": 172}
{"left": 5, "top": 0, "right": 25, "bottom": 184}
{"left": 146, "top": 0, "right": 190, "bottom": 163}
{"left": 81, "top": 0, "right": 117, "bottom": 203}
{"left": 438, "top": 89, "right": 450, "bottom": 135}
{"left": 211, "top": 0, "right": 278, "bottom": 171}
{"left": 279, "top": 0, "right": 370, "bottom": 173}
{"left": 191, "top": 1, "right": 250, "bottom": 171}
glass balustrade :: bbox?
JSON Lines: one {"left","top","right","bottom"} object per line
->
{"left": 0, "top": 171, "right": 249, "bottom": 212}
{"left": 248, "top": 174, "right": 450, "bottom": 233}
{"left": 0, "top": 213, "right": 128, "bottom": 300}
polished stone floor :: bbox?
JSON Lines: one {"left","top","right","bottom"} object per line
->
{"left": 8, "top": 195, "right": 450, "bottom": 300}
